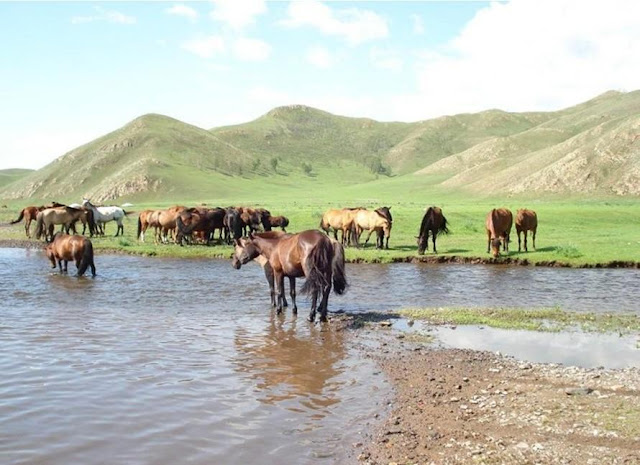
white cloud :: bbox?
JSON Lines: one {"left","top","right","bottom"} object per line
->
{"left": 281, "top": 0, "right": 388, "bottom": 46}
{"left": 233, "top": 37, "right": 271, "bottom": 62}
{"left": 166, "top": 4, "right": 198, "bottom": 22}
{"left": 71, "top": 7, "right": 136, "bottom": 25}
{"left": 306, "top": 46, "right": 333, "bottom": 69}
{"left": 396, "top": 0, "right": 640, "bottom": 121}
{"left": 370, "top": 47, "right": 403, "bottom": 72}
{"left": 210, "top": 0, "right": 266, "bottom": 30}
{"left": 411, "top": 14, "right": 424, "bottom": 35}
{"left": 182, "top": 36, "right": 225, "bottom": 59}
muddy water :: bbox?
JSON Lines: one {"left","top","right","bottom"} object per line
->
{"left": 1, "top": 249, "right": 639, "bottom": 464}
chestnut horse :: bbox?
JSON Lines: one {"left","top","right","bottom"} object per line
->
{"left": 515, "top": 209, "right": 538, "bottom": 252}
{"left": 268, "top": 215, "right": 289, "bottom": 232}
{"left": 485, "top": 208, "right": 513, "bottom": 257}
{"left": 45, "top": 233, "right": 96, "bottom": 276}
{"left": 417, "top": 206, "right": 449, "bottom": 254}
{"left": 10, "top": 202, "right": 64, "bottom": 238}
{"left": 232, "top": 230, "right": 347, "bottom": 322}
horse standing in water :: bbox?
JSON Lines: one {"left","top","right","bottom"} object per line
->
{"left": 515, "top": 209, "right": 538, "bottom": 252}
{"left": 232, "top": 230, "right": 347, "bottom": 322}
{"left": 485, "top": 208, "right": 513, "bottom": 257}
{"left": 45, "top": 233, "right": 96, "bottom": 277}
{"left": 417, "top": 207, "right": 449, "bottom": 254}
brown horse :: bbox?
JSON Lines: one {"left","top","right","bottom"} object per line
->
{"left": 319, "top": 207, "right": 363, "bottom": 246}
{"left": 232, "top": 230, "right": 347, "bottom": 322}
{"left": 515, "top": 209, "right": 538, "bottom": 252}
{"left": 353, "top": 207, "right": 393, "bottom": 249}
{"left": 253, "top": 231, "right": 296, "bottom": 308}
{"left": 10, "top": 202, "right": 64, "bottom": 238}
{"left": 485, "top": 208, "right": 513, "bottom": 257}
{"left": 175, "top": 207, "right": 226, "bottom": 245}
{"left": 137, "top": 209, "right": 161, "bottom": 242}
{"left": 45, "top": 233, "right": 96, "bottom": 276}
{"left": 417, "top": 207, "right": 449, "bottom": 254}
{"left": 268, "top": 215, "right": 290, "bottom": 232}
{"left": 156, "top": 206, "right": 187, "bottom": 243}
{"left": 34, "top": 207, "right": 96, "bottom": 242}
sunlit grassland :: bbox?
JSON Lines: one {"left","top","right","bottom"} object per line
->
{"left": 1, "top": 178, "right": 639, "bottom": 266}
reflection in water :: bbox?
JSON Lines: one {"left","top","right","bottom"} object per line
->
{"left": 233, "top": 314, "right": 345, "bottom": 411}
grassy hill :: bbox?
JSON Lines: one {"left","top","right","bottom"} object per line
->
{"left": 1, "top": 90, "right": 638, "bottom": 203}
{"left": 0, "top": 169, "right": 34, "bottom": 189}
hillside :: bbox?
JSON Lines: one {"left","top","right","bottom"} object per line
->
{"left": 0, "top": 169, "right": 34, "bottom": 189}
{"left": 1, "top": 90, "right": 639, "bottom": 202}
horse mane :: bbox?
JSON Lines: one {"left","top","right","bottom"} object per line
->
{"left": 254, "top": 230, "right": 288, "bottom": 239}
{"left": 374, "top": 207, "right": 392, "bottom": 223}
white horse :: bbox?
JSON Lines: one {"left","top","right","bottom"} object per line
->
{"left": 82, "top": 199, "right": 126, "bottom": 236}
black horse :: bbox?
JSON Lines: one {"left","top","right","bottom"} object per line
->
{"left": 224, "top": 208, "right": 244, "bottom": 244}
{"left": 417, "top": 207, "right": 449, "bottom": 254}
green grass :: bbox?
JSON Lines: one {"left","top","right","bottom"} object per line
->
{"left": 399, "top": 307, "right": 640, "bottom": 334}
{"left": 1, "top": 194, "right": 639, "bottom": 267}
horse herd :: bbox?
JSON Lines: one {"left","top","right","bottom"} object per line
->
{"left": 8, "top": 201, "right": 538, "bottom": 322}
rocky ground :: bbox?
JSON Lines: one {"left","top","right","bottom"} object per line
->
{"left": 345, "top": 321, "right": 640, "bottom": 465}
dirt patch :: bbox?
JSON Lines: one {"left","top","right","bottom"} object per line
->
{"left": 345, "top": 321, "right": 640, "bottom": 465}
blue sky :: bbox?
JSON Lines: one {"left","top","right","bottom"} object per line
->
{"left": 1, "top": 1, "right": 639, "bottom": 169}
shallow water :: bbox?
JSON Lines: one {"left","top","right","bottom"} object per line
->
{"left": 1, "top": 248, "right": 639, "bottom": 463}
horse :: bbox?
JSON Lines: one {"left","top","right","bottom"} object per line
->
{"left": 82, "top": 199, "right": 127, "bottom": 236}
{"left": 10, "top": 202, "right": 64, "bottom": 238}
{"left": 34, "top": 207, "right": 95, "bottom": 242}
{"left": 44, "top": 232, "right": 96, "bottom": 276}
{"left": 417, "top": 207, "right": 449, "bottom": 254}
{"left": 268, "top": 215, "right": 290, "bottom": 232}
{"left": 252, "top": 231, "right": 296, "bottom": 309}
{"left": 237, "top": 207, "right": 263, "bottom": 236}
{"left": 515, "top": 209, "right": 538, "bottom": 252}
{"left": 137, "top": 209, "right": 161, "bottom": 242}
{"left": 353, "top": 207, "right": 393, "bottom": 249}
{"left": 224, "top": 207, "right": 244, "bottom": 244}
{"left": 156, "top": 206, "right": 187, "bottom": 243}
{"left": 319, "top": 207, "right": 363, "bottom": 246}
{"left": 232, "top": 230, "right": 347, "bottom": 322}
{"left": 175, "top": 207, "right": 226, "bottom": 245}
{"left": 485, "top": 208, "right": 513, "bottom": 257}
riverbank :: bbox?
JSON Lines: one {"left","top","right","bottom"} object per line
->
{"left": 1, "top": 238, "right": 639, "bottom": 269}
{"left": 343, "top": 317, "right": 640, "bottom": 465}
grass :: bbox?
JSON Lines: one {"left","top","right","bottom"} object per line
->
{"left": 398, "top": 307, "right": 640, "bottom": 334}
{"left": 1, "top": 195, "right": 639, "bottom": 267}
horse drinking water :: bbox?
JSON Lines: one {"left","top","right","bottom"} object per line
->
{"left": 44, "top": 233, "right": 96, "bottom": 276}
{"left": 417, "top": 207, "right": 449, "bottom": 254}
{"left": 485, "top": 208, "right": 513, "bottom": 257}
{"left": 232, "top": 230, "right": 347, "bottom": 322}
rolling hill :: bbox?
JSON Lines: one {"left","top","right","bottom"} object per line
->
{"left": 0, "top": 169, "right": 34, "bottom": 189}
{"left": 1, "top": 90, "right": 638, "bottom": 203}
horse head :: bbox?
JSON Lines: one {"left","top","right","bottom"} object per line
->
{"left": 232, "top": 237, "right": 260, "bottom": 269}
{"left": 490, "top": 237, "right": 502, "bottom": 257}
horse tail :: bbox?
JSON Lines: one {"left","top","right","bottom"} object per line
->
{"left": 319, "top": 216, "right": 328, "bottom": 233}
{"left": 10, "top": 209, "right": 25, "bottom": 224}
{"left": 77, "top": 240, "right": 94, "bottom": 277}
{"left": 137, "top": 215, "right": 142, "bottom": 239}
{"left": 438, "top": 213, "right": 450, "bottom": 236}
{"left": 300, "top": 239, "right": 332, "bottom": 297}
{"left": 331, "top": 240, "right": 348, "bottom": 295}
{"left": 34, "top": 214, "right": 44, "bottom": 240}
{"left": 282, "top": 217, "right": 289, "bottom": 228}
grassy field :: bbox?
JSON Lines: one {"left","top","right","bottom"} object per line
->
{"left": 1, "top": 184, "right": 639, "bottom": 267}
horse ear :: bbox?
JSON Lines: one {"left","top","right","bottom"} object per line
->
{"left": 387, "top": 206, "right": 391, "bottom": 210}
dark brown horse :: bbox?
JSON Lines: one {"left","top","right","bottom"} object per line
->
{"left": 417, "top": 207, "right": 449, "bottom": 254}
{"left": 45, "top": 233, "right": 96, "bottom": 276}
{"left": 232, "top": 230, "right": 347, "bottom": 322}
{"left": 175, "top": 207, "right": 226, "bottom": 245}
{"left": 515, "top": 209, "right": 538, "bottom": 252}
{"left": 268, "top": 215, "right": 289, "bottom": 232}
{"left": 485, "top": 208, "right": 513, "bottom": 257}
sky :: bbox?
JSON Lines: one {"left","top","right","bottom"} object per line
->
{"left": 1, "top": 0, "right": 639, "bottom": 170}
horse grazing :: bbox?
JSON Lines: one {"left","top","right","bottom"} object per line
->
{"left": 232, "top": 230, "right": 347, "bottom": 322}
{"left": 319, "top": 207, "right": 363, "bottom": 246}
{"left": 515, "top": 209, "right": 537, "bottom": 252}
{"left": 82, "top": 199, "right": 127, "bottom": 236}
{"left": 10, "top": 202, "right": 65, "bottom": 238}
{"left": 417, "top": 207, "right": 449, "bottom": 254}
{"left": 44, "top": 233, "right": 96, "bottom": 276}
{"left": 485, "top": 208, "right": 513, "bottom": 257}
{"left": 268, "top": 215, "right": 289, "bottom": 232}
{"left": 34, "top": 207, "right": 95, "bottom": 242}
{"left": 353, "top": 207, "right": 393, "bottom": 249}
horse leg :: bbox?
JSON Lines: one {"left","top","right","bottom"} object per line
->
{"left": 532, "top": 227, "right": 537, "bottom": 250}
{"left": 63, "top": 260, "right": 68, "bottom": 273}
{"left": 275, "top": 272, "right": 285, "bottom": 315}
{"left": 57, "top": 259, "right": 63, "bottom": 273}
{"left": 486, "top": 230, "right": 491, "bottom": 254}
{"left": 289, "top": 277, "right": 297, "bottom": 314}
{"left": 318, "top": 280, "right": 332, "bottom": 323}
{"left": 517, "top": 229, "right": 522, "bottom": 252}
{"left": 432, "top": 230, "right": 437, "bottom": 254}
{"left": 309, "top": 291, "right": 318, "bottom": 322}
{"left": 25, "top": 219, "right": 31, "bottom": 238}
{"left": 363, "top": 229, "right": 374, "bottom": 248}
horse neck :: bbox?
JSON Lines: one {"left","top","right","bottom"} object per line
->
{"left": 252, "top": 235, "right": 279, "bottom": 258}
{"left": 488, "top": 210, "right": 499, "bottom": 238}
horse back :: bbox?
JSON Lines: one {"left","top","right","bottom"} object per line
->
{"left": 516, "top": 209, "right": 537, "bottom": 230}
{"left": 486, "top": 208, "right": 513, "bottom": 236}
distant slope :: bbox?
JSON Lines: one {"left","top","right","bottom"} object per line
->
{"left": 0, "top": 169, "right": 34, "bottom": 189}
{"left": 1, "top": 90, "right": 639, "bottom": 202}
